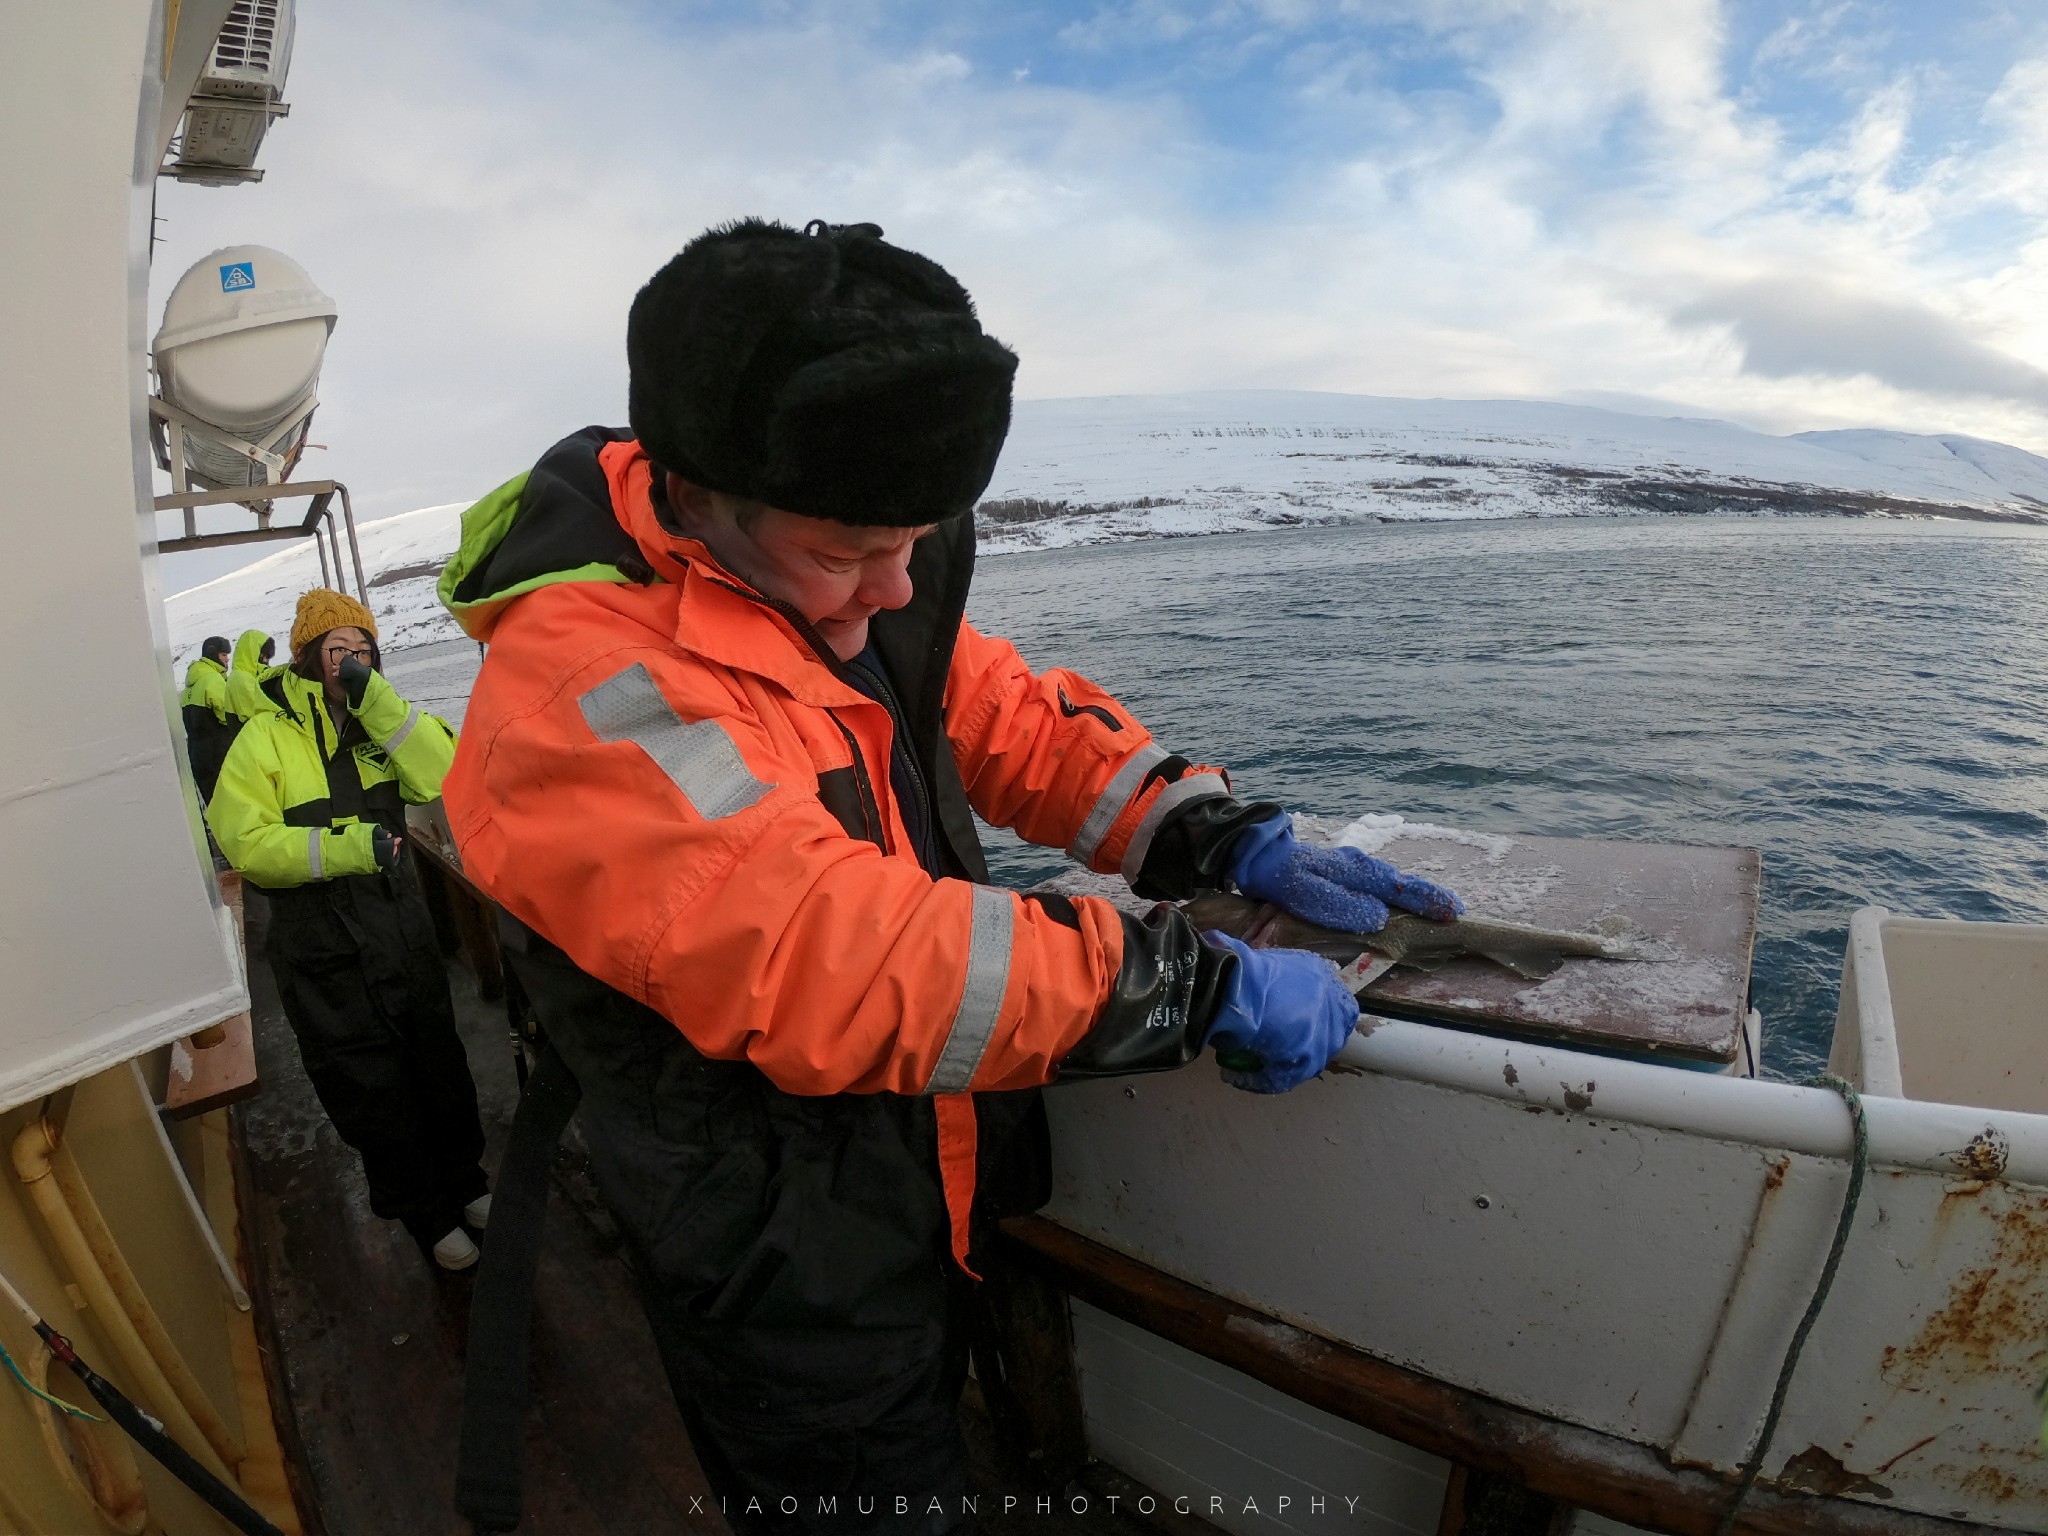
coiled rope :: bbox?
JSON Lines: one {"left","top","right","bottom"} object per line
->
{"left": 1714, "top": 1072, "right": 1869, "bottom": 1536}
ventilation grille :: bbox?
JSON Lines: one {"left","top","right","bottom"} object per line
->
{"left": 211, "top": 0, "right": 280, "bottom": 73}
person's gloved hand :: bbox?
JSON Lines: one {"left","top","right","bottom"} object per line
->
{"left": 371, "top": 828, "right": 402, "bottom": 873}
{"left": 1229, "top": 814, "right": 1463, "bottom": 934}
{"left": 1202, "top": 932, "right": 1357, "bottom": 1094}
{"left": 337, "top": 653, "right": 373, "bottom": 710}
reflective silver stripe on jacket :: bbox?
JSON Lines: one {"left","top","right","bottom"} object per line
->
{"left": 306, "top": 828, "right": 324, "bottom": 880}
{"left": 1066, "top": 742, "right": 1168, "bottom": 865}
{"left": 579, "top": 662, "right": 774, "bottom": 820}
{"left": 926, "top": 885, "right": 1015, "bottom": 1094}
{"left": 383, "top": 705, "right": 423, "bottom": 754}
{"left": 1118, "top": 772, "right": 1228, "bottom": 884}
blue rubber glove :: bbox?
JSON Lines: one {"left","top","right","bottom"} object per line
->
{"left": 1202, "top": 932, "right": 1358, "bottom": 1094}
{"left": 1229, "top": 814, "right": 1464, "bottom": 934}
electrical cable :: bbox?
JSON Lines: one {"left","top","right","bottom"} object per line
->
{"left": 0, "top": 1259, "right": 284, "bottom": 1536}
{"left": 1713, "top": 1072, "right": 1869, "bottom": 1536}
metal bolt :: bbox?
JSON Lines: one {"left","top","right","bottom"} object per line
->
{"left": 1473, "top": 1195, "right": 1492, "bottom": 1210}
{"left": 1123, "top": 1086, "right": 1137, "bottom": 1099}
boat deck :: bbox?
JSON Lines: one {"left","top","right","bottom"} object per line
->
{"left": 230, "top": 891, "right": 1197, "bottom": 1534}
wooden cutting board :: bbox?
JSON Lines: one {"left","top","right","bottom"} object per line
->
{"left": 1356, "top": 832, "right": 1762, "bottom": 1065}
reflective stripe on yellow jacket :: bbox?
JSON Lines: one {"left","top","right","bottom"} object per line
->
{"left": 209, "top": 666, "right": 456, "bottom": 888}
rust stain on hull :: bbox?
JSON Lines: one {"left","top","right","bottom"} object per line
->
{"left": 1888, "top": 1191, "right": 2048, "bottom": 1387}
{"left": 1863, "top": 1182, "right": 2048, "bottom": 1513}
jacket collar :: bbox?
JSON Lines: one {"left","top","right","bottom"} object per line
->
{"left": 600, "top": 442, "right": 871, "bottom": 710}
{"left": 260, "top": 666, "right": 324, "bottom": 721}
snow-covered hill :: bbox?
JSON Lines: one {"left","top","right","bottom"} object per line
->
{"left": 168, "top": 502, "right": 470, "bottom": 662}
{"left": 166, "top": 391, "right": 2048, "bottom": 663}
{"left": 975, "top": 392, "right": 2048, "bottom": 552}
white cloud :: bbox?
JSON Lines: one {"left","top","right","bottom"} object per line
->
{"left": 150, "top": 0, "right": 2048, "bottom": 591}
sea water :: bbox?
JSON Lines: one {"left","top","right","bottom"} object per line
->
{"left": 387, "top": 515, "right": 2048, "bottom": 1079}
{"left": 966, "top": 516, "right": 2048, "bottom": 1077}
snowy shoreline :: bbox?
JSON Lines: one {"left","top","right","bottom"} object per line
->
{"left": 166, "top": 389, "right": 2048, "bottom": 661}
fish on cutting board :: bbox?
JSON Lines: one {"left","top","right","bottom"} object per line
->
{"left": 1180, "top": 891, "right": 1639, "bottom": 983}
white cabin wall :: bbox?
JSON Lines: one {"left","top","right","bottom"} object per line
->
{"left": 1564, "top": 1515, "right": 1657, "bottom": 1535}
{"left": 0, "top": 0, "right": 247, "bottom": 1111}
{"left": 1072, "top": 1301, "right": 1450, "bottom": 1535}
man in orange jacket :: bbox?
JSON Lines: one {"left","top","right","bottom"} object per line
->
{"left": 441, "top": 219, "right": 1459, "bottom": 1531}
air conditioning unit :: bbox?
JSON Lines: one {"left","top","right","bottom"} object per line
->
{"left": 164, "top": 0, "right": 297, "bottom": 184}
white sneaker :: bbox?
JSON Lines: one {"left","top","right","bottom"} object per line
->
{"left": 431, "top": 1227, "right": 479, "bottom": 1270}
{"left": 463, "top": 1193, "right": 492, "bottom": 1230}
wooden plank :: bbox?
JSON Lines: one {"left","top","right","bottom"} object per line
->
{"left": 164, "top": 1008, "right": 261, "bottom": 1119}
{"left": 1000, "top": 1215, "right": 1996, "bottom": 1536}
{"left": 1360, "top": 835, "right": 1761, "bottom": 1064}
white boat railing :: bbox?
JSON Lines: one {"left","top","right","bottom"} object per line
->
{"left": 1341, "top": 1014, "right": 2048, "bottom": 1187}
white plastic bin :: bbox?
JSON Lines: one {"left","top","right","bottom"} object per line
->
{"left": 1831, "top": 906, "right": 2048, "bottom": 1114}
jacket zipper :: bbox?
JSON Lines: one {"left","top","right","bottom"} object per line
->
{"left": 826, "top": 713, "right": 888, "bottom": 852}
{"left": 843, "top": 650, "right": 936, "bottom": 870}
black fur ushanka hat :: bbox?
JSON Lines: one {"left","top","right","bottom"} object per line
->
{"left": 627, "top": 219, "right": 1018, "bottom": 527}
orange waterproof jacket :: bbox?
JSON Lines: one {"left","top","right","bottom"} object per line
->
{"left": 440, "top": 430, "right": 1249, "bottom": 1267}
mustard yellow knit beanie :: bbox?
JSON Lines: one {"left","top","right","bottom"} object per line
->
{"left": 290, "top": 588, "right": 378, "bottom": 653}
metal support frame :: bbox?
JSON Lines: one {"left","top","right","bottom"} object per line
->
{"left": 153, "top": 479, "right": 369, "bottom": 604}
{"left": 149, "top": 395, "right": 318, "bottom": 495}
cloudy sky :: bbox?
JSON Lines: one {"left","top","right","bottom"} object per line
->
{"left": 153, "top": 0, "right": 2048, "bottom": 589}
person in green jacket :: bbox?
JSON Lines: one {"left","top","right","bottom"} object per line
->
{"left": 178, "top": 634, "right": 237, "bottom": 799}
{"left": 225, "top": 628, "right": 277, "bottom": 723}
{"left": 209, "top": 588, "right": 491, "bottom": 1270}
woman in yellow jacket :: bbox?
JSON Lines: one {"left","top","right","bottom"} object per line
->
{"left": 209, "top": 588, "right": 491, "bottom": 1270}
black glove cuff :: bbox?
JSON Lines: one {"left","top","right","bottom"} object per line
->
{"left": 1129, "top": 795, "right": 1283, "bottom": 902}
{"left": 1056, "top": 904, "right": 1237, "bottom": 1080}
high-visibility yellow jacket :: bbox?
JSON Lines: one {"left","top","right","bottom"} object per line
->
{"left": 226, "top": 630, "right": 277, "bottom": 723}
{"left": 179, "top": 655, "right": 230, "bottom": 724}
{"left": 209, "top": 665, "right": 456, "bottom": 888}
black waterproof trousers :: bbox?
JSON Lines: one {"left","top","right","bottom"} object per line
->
{"left": 266, "top": 862, "right": 489, "bottom": 1245}
{"left": 183, "top": 703, "right": 237, "bottom": 801}
{"left": 508, "top": 925, "right": 1031, "bottom": 1535}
